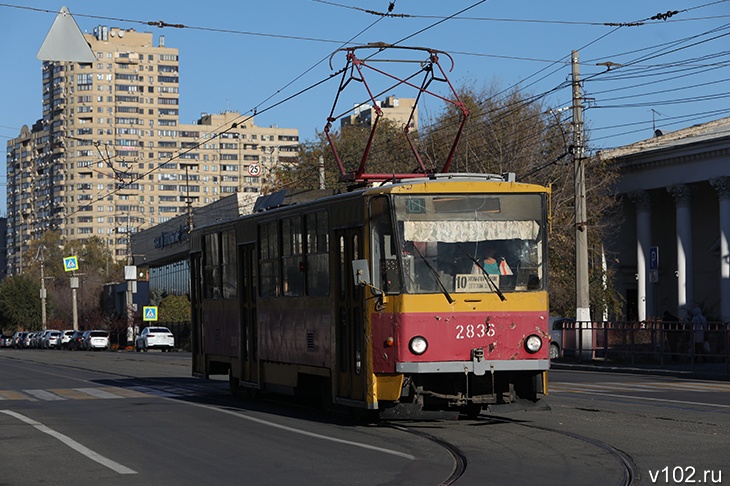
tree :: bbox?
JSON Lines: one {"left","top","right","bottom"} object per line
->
{"left": 159, "top": 294, "right": 191, "bottom": 322}
{"left": 273, "top": 119, "right": 422, "bottom": 192}
{"left": 285, "top": 81, "right": 624, "bottom": 319}
{"left": 21, "top": 232, "right": 122, "bottom": 329}
{"left": 421, "top": 83, "right": 624, "bottom": 318}
{"left": 0, "top": 274, "right": 42, "bottom": 331}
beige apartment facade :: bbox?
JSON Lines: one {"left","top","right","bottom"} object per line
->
{"left": 6, "top": 26, "right": 299, "bottom": 275}
{"left": 340, "top": 95, "right": 418, "bottom": 131}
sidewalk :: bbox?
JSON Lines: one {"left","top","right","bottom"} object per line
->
{"left": 550, "top": 359, "right": 730, "bottom": 381}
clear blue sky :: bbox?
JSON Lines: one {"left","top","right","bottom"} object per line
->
{"left": 1, "top": 1, "right": 729, "bottom": 214}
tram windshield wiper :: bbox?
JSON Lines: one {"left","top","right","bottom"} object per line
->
{"left": 410, "top": 244, "right": 455, "bottom": 304}
{"left": 457, "top": 244, "right": 506, "bottom": 301}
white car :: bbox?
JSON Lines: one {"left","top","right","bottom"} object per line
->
{"left": 135, "top": 327, "right": 175, "bottom": 352}
{"left": 59, "top": 330, "right": 75, "bottom": 349}
{"left": 43, "top": 331, "right": 62, "bottom": 349}
{"left": 86, "top": 330, "right": 110, "bottom": 351}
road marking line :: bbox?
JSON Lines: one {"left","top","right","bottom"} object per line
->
{"left": 551, "top": 381, "right": 730, "bottom": 393}
{"left": 659, "top": 382, "right": 730, "bottom": 391}
{"left": 49, "top": 388, "right": 98, "bottom": 400}
{"left": 97, "top": 386, "right": 151, "bottom": 398}
{"left": 74, "top": 388, "right": 124, "bottom": 399}
{"left": 173, "top": 398, "right": 416, "bottom": 460}
{"left": 0, "top": 410, "right": 137, "bottom": 474}
{"left": 128, "top": 386, "right": 178, "bottom": 397}
{"left": 24, "top": 389, "right": 65, "bottom": 401}
{"left": 548, "top": 388, "right": 730, "bottom": 408}
{"left": 0, "top": 390, "right": 34, "bottom": 401}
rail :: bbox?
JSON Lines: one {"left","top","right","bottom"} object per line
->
{"left": 552, "top": 319, "right": 730, "bottom": 372}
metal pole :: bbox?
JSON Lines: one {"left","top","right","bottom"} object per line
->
{"left": 37, "top": 245, "right": 47, "bottom": 330}
{"left": 40, "top": 260, "right": 47, "bottom": 330}
{"left": 572, "top": 50, "right": 592, "bottom": 358}
{"left": 126, "top": 205, "right": 134, "bottom": 346}
{"left": 70, "top": 274, "right": 79, "bottom": 330}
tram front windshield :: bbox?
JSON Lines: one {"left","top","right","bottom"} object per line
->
{"left": 371, "top": 194, "right": 546, "bottom": 294}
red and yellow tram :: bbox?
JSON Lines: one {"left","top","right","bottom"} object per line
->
{"left": 190, "top": 173, "right": 551, "bottom": 418}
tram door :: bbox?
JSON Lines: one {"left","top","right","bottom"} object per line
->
{"left": 335, "top": 227, "right": 366, "bottom": 402}
{"left": 190, "top": 252, "right": 205, "bottom": 376}
{"left": 238, "top": 243, "right": 258, "bottom": 385}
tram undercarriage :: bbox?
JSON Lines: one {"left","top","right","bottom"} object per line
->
{"left": 378, "top": 370, "right": 549, "bottom": 419}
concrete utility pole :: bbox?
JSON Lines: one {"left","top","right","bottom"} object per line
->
{"left": 318, "top": 155, "right": 326, "bottom": 190}
{"left": 571, "top": 50, "right": 592, "bottom": 357}
{"left": 70, "top": 274, "right": 79, "bottom": 331}
{"left": 125, "top": 205, "right": 137, "bottom": 348}
{"left": 37, "top": 246, "right": 47, "bottom": 330}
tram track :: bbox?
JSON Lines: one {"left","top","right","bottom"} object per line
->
{"left": 387, "top": 424, "right": 468, "bottom": 486}
{"left": 479, "top": 414, "right": 640, "bottom": 486}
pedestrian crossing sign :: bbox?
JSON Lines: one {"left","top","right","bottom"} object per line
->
{"left": 143, "top": 306, "right": 158, "bottom": 321}
{"left": 63, "top": 256, "right": 78, "bottom": 272}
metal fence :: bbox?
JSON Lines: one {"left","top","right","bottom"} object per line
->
{"left": 553, "top": 319, "right": 730, "bottom": 371}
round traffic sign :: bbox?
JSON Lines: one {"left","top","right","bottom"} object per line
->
{"left": 248, "top": 163, "right": 261, "bottom": 176}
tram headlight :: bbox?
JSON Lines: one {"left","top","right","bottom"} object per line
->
{"left": 409, "top": 336, "right": 428, "bottom": 355}
{"left": 524, "top": 334, "right": 542, "bottom": 354}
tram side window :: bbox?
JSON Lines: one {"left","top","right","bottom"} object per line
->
{"left": 258, "top": 221, "right": 280, "bottom": 297}
{"left": 203, "top": 232, "right": 221, "bottom": 299}
{"left": 281, "top": 216, "right": 304, "bottom": 297}
{"left": 221, "top": 229, "right": 237, "bottom": 299}
{"left": 305, "top": 210, "right": 329, "bottom": 296}
{"left": 370, "top": 196, "right": 400, "bottom": 294}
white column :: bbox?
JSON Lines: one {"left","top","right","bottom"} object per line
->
{"left": 631, "top": 191, "right": 652, "bottom": 321}
{"left": 668, "top": 184, "right": 694, "bottom": 317}
{"left": 710, "top": 177, "right": 730, "bottom": 321}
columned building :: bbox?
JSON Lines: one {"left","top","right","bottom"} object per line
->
{"left": 6, "top": 25, "right": 298, "bottom": 275}
{"left": 600, "top": 117, "right": 730, "bottom": 322}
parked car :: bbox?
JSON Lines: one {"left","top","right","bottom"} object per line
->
{"left": 549, "top": 317, "right": 576, "bottom": 359}
{"left": 86, "top": 330, "right": 110, "bottom": 351}
{"left": 68, "top": 330, "right": 86, "bottom": 350}
{"left": 59, "top": 330, "right": 75, "bottom": 350}
{"left": 135, "top": 326, "right": 175, "bottom": 352}
{"left": 0, "top": 334, "right": 13, "bottom": 347}
{"left": 13, "top": 332, "right": 27, "bottom": 348}
{"left": 43, "top": 331, "right": 62, "bottom": 349}
{"left": 79, "top": 330, "right": 93, "bottom": 350}
{"left": 23, "top": 332, "right": 36, "bottom": 348}
{"left": 38, "top": 330, "right": 53, "bottom": 348}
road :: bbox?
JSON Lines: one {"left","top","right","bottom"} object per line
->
{"left": 1, "top": 349, "right": 728, "bottom": 485}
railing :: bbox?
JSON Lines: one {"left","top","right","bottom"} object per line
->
{"left": 553, "top": 320, "right": 730, "bottom": 372}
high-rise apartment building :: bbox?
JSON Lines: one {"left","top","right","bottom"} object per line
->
{"left": 6, "top": 26, "right": 299, "bottom": 275}
{"left": 340, "top": 96, "right": 417, "bottom": 131}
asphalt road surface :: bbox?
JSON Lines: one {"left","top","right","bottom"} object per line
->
{"left": 1, "top": 349, "right": 727, "bottom": 485}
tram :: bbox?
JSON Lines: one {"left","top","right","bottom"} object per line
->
{"left": 190, "top": 173, "right": 551, "bottom": 418}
